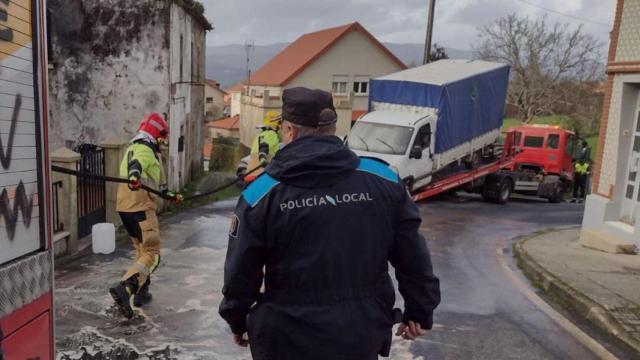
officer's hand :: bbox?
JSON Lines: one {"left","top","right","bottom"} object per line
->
{"left": 233, "top": 333, "right": 249, "bottom": 347}
{"left": 128, "top": 177, "right": 142, "bottom": 191}
{"left": 396, "top": 321, "right": 427, "bottom": 340}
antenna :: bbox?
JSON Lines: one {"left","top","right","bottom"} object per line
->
{"left": 245, "top": 40, "right": 255, "bottom": 94}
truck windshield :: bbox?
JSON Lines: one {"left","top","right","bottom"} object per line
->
{"left": 348, "top": 122, "right": 414, "bottom": 155}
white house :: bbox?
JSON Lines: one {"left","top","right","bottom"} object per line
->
{"left": 238, "top": 22, "right": 406, "bottom": 147}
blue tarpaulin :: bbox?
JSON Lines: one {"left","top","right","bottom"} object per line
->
{"left": 369, "top": 60, "right": 510, "bottom": 154}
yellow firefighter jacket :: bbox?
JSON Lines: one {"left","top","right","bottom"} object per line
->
{"left": 116, "top": 142, "right": 163, "bottom": 212}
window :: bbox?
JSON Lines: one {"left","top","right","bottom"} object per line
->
{"left": 566, "top": 135, "right": 576, "bottom": 156}
{"left": 547, "top": 134, "right": 560, "bottom": 149}
{"left": 353, "top": 81, "right": 369, "bottom": 95}
{"left": 348, "top": 122, "right": 414, "bottom": 155}
{"left": 206, "top": 97, "right": 213, "bottom": 104}
{"left": 332, "top": 75, "right": 348, "bottom": 94}
{"left": 332, "top": 81, "right": 348, "bottom": 94}
{"left": 415, "top": 124, "right": 431, "bottom": 149}
{"left": 514, "top": 131, "right": 522, "bottom": 146}
{"left": 523, "top": 136, "right": 544, "bottom": 148}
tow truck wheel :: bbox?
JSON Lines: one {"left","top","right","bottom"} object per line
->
{"left": 548, "top": 182, "right": 565, "bottom": 203}
{"left": 496, "top": 178, "right": 513, "bottom": 205}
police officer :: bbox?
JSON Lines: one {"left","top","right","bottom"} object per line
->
{"left": 110, "top": 113, "right": 181, "bottom": 319}
{"left": 219, "top": 88, "right": 440, "bottom": 359}
{"left": 251, "top": 111, "right": 281, "bottom": 162}
{"left": 572, "top": 159, "right": 590, "bottom": 203}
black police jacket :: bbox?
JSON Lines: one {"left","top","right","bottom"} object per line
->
{"left": 219, "top": 136, "right": 440, "bottom": 360}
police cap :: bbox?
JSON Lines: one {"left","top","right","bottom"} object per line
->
{"left": 282, "top": 87, "right": 337, "bottom": 127}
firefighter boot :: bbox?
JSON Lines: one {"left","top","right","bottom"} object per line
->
{"left": 109, "top": 277, "right": 138, "bottom": 319}
{"left": 133, "top": 278, "right": 152, "bottom": 307}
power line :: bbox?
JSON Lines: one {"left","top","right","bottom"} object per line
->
{"left": 516, "top": 0, "right": 611, "bottom": 28}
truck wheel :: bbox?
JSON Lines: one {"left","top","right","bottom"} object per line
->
{"left": 548, "top": 182, "right": 565, "bottom": 203}
{"left": 495, "top": 179, "right": 513, "bottom": 204}
{"left": 464, "top": 151, "right": 481, "bottom": 170}
{"left": 403, "top": 178, "right": 415, "bottom": 194}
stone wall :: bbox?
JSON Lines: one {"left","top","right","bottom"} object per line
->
{"left": 48, "top": 0, "right": 172, "bottom": 149}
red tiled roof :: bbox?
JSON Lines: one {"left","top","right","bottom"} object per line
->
{"left": 228, "top": 81, "right": 245, "bottom": 92}
{"left": 352, "top": 110, "right": 367, "bottom": 122}
{"left": 249, "top": 22, "right": 406, "bottom": 87}
{"left": 208, "top": 115, "right": 240, "bottom": 130}
{"left": 205, "top": 79, "right": 227, "bottom": 94}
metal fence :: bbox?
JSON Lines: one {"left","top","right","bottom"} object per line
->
{"left": 75, "top": 144, "right": 106, "bottom": 239}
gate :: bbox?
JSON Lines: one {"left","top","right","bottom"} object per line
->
{"left": 76, "top": 144, "right": 106, "bottom": 239}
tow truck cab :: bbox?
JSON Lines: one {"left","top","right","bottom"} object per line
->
{"left": 505, "top": 125, "right": 581, "bottom": 202}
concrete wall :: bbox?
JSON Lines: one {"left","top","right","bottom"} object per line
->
{"left": 205, "top": 84, "right": 225, "bottom": 120}
{"left": 167, "top": 2, "right": 206, "bottom": 190}
{"left": 48, "top": 0, "right": 172, "bottom": 149}
{"left": 230, "top": 91, "right": 242, "bottom": 116}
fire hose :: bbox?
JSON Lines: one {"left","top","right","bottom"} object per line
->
{"left": 51, "top": 163, "right": 265, "bottom": 202}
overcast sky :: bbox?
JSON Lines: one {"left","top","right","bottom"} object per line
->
{"left": 202, "top": 0, "right": 615, "bottom": 51}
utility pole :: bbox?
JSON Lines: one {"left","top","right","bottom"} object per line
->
{"left": 422, "top": 0, "right": 436, "bottom": 65}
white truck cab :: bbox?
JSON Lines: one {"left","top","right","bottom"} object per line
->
{"left": 348, "top": 111, "right": 437, "bottom": 190}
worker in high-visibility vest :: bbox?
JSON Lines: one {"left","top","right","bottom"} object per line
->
{"left": 572, "top": 160, "right": 590, "bottom": 203}
{"left": 251, "top": 111, "right": 282, "bottom": 162}
{"left": 109, "top": 113, "right": 182, "bottom": 319}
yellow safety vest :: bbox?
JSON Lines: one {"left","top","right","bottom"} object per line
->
{"left": 575, "top": 163, "right": 590, "bottom": 175}
{"left": 251, "top": 129, "right": 280, "bottom": 156}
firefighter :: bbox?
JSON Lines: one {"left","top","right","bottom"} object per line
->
{"left": 219, "top": 88, "right": 441, "bottom": 359}
{"left": 572, "top": 159, "right": 590, "bottom": 203}
{"left": 109, "top": 113, "right": 182, "bottom": 319}
{"left": 251, "top": 111, "right": 281, "bottom": 162}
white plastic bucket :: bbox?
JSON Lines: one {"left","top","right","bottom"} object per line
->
{"left": 92, "top": 223, "right": 116, "bottom": 254}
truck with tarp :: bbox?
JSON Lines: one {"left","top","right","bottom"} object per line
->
{"left": 0, "top": 0, "right": 55, "bottom": 358}
{"left": 347, "top": 60, "right": 513, "bottom": 198}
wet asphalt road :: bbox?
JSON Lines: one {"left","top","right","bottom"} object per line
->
{"left": 54, "top": 194, "right": 606, "bottom": 359}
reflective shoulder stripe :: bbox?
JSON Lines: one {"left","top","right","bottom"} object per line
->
{"left": 242, "top": 174, "right": 280, "bottom": 207}
{"left": 357, "top": 158, "right": 399, "bottom": 183}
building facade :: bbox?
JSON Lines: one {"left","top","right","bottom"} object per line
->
{"left": 204, "top": 79, "right": 227, "bottom": 121}
{"left": 238, "top": 22, "right": 406, "bottom": 147}
{"left": 581, "top": 0, "right": 640, "bottom": 252}
{"left": 47, "top": 0, "right": 211, "bottom": 190}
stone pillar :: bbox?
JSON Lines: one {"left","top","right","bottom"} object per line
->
{"left": 101, "top": 138, "right": 128, "bottom": 227}
{"left": 51, "top": 148, "right": 81, "bottom": 253}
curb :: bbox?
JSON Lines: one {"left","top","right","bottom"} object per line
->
{"left": 513, "top": 232, "right": 640, "bottom": 355}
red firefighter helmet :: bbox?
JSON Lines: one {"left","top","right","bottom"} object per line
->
{"left": 138, "top": 113, "right": 169, "bottom": 141}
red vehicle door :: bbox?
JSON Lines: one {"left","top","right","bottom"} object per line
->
{"left": 0, "top": 0, "right": 54, "bottom": 359}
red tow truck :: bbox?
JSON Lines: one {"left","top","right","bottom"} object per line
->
{"left": 505, "top": 125, "right": 582, "bottom": 203}
{"left": 0, "top": 0, "right": 55, "bottom": 359}
{"left": 410, "top": 125, "right": 583, "bottom": 204}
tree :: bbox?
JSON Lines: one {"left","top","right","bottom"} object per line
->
{"left": 430, "top": 43, "right": 449, "bottom": 62}
{"left": 475, "top": 14, "right": 602, "bottom": 124}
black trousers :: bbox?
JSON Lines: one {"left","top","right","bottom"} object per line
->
{"left": 573, "top": 175, "right": 587, "bottom": 199}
